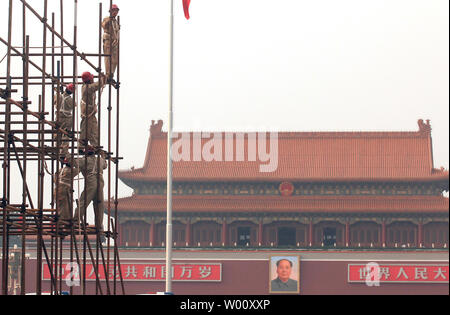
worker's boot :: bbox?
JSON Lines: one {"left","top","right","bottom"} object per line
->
{"left": 107, "top": 76, "right": 120, "bottom": 89}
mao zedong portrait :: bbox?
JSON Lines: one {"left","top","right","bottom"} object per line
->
{"left": 270, "top": 258, "right": 298, "bottom": 292}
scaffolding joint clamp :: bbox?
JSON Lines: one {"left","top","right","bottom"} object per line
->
{"left": 7, "top": 133, "right": 14, "bottom": 144}
{"left": 0, "top": 87, "right": 11, "bottom": 100}
{"left": 1, "top": 197, "right": 7, "bottom": 208}
{"left": 22, "top": 96, "right": 29, "bottom": 110}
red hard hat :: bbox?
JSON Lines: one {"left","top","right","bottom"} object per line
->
{"left": 81, "top": 72, "right": 94, "bottom": 83}
{"left": 110, "top": 4, "right": 119, "bottom": 11}
{"left": 66, "top": 83, "right": 75, "bottom": 93}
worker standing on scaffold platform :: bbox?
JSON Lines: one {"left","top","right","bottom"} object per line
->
{"left": 73, "top": 147, "right": 107, "bottom": 232}
{"left": 54, "top": 83, "right": 76, "bottom": 160}
{"left": 102, "top": 4, "right": 120, "bottom": 87}
{"left": 80, "top": 71, "right": 106, "bottom": 152}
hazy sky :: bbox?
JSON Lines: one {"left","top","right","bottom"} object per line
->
{"left": 0, "top": 0, "right": 449, "bottom": 222}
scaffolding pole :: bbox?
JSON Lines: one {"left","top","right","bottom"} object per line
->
{"left": 1, "top": 0, "right": 124, "bottom": 296}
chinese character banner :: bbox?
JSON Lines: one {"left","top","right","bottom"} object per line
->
{"left": 43, "top": 263, "right": 222, "bottom": 282}
{"left": 348, "top": 264, "right": 449, "bottom": 283}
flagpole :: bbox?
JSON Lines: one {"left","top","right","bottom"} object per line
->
{"left": 166, "top": 0, "right": 174, "bottom": 294}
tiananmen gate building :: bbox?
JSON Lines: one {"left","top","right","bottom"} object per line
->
{"left": 116, "top": 119, "right": 449, "bottom": 250}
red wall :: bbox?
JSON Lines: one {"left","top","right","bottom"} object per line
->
{"left": 3, "top": 258, "right": 447, "bottom": 295}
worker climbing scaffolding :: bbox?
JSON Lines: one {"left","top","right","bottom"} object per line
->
{"left": 79, "top": 71, "right": 106, "bottom": 152}
{"left": 74, "top": 148, "right": 107, "bottom": 233}
{"left": 53, "top": 157, "right": 80, "bottom": 224}
{"left": 53, "top": 83, "right": 76, "bottom": 160}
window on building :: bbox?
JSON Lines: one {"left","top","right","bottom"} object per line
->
{"left": 298, "top": 229, "right": 305, "bottom": 243}
{"left": 160, "top": 229, "right": 165, "bottom": 242}
{"left": 202, "top": 230, "right": 207, "bottom": 242}
{"left": 269, "top": 229, "right": 276, "bottom": 243}
{"left": 230, "top": 228, "right": 236, "bottom": 242}
{"left": 316, "top": 230, "right": 322, "bottom": 244}
{"left": 251, "top": 229, "right": 256, "bottom": 241}
{"left": 278, "top": 227, "right": 296, "bottom": 246}
{"left": 123, "top": 228, "right": 129, "bottom": 243}
{"left": 387, "top": 223, "right": 417, "bottom": 246}
{"left": 323, "top": 228, "right": 336, "bottom": 246}
{"left": 402, "top": 231, "right": 408, "bottom": 244}
{"left": 336, "top": 230, "right": 342, "bottom": 242}
{"left": 409, "top": 231, "right": 415, "bottom": 244}
{"left": 423, "top": 223, "right": 449, "bottom": 247}
{"left": 373, "top": 230, "right": 378, "bottom": 243}
{"left": 237, "top": 227, "right": 251, "bottom": 246}
{"left": 195, "top": 230, "right": 200, "bottom": 242}
{"left": 395, "top": 231, "right": 401, "bottom": 243}
{"left": 350, "top": 223, "right": 380, "bottom": 246}
{"left": 216, "top": 230, "right": 221, "bottom": 243}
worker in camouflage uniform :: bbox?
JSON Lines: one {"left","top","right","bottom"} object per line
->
{"left": 102, "top": 4, "right": 120, "bottom": 84}
{"left": 53, "top": 157, "right": 80, "bottom": 223}
{"left": 79, "top": 71, "right": 106, "bottom": 152}
{"left": 54, "top": 83, "right": 76, "bottom": 159}
{"left": 73, "top": 148, "right": 107, "bottom": 232}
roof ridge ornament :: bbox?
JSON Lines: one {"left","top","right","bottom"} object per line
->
{"left": 417, "top": 119, "right": 431, "bottom": 134}
{"left": 150, "top": 119, "right": 164, "bottom": 136}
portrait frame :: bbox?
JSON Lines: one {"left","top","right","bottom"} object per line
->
{"left": 269, "top": 255, "right": 300, "bottom": 294}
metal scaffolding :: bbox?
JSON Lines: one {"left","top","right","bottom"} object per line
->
{"left": 0, "top": 0, "right": 125, "bottom": 295}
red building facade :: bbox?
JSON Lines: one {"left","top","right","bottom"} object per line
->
{"left": 116, "top": 120, "right": 449, "bottom": 249}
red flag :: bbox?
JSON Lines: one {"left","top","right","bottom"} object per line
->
{"left": 183, "top": 0, "right": 191, "bottom": 20}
